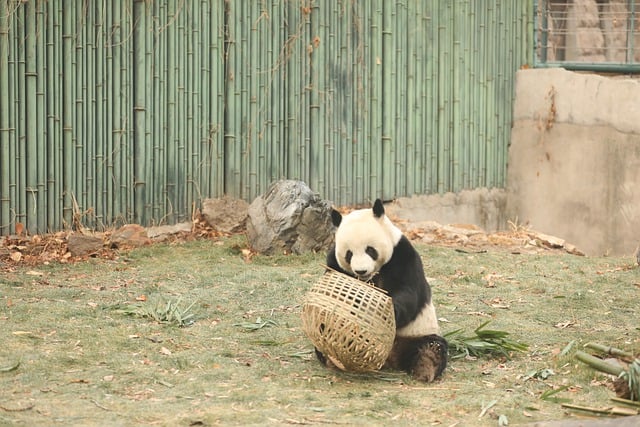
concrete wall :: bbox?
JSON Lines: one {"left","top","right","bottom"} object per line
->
{"left": 507, "top": 68, "right": 640, "bottom": 256}
{"left": 386, "top": 189, "right": 508, "bottom": 233}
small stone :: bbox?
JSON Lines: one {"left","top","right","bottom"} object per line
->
{"left": 110, "top": 224, "right": 151, "bottom": 247}
{"left": 201, "top": 197, "right": 249, "bottom": 233}
{"left": 68, "top": 234, "right": 103, "bottom": 257}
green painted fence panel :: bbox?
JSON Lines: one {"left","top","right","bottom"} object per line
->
{"left": 0, "top": 0, "right": 532, "bottom": 235}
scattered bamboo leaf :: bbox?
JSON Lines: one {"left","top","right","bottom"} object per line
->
{"left": 444, "top": 321, "right": 528, "bottom": 359}
{"left": 0, "top": 360, "right": 20, "bottom": 373}
{"left": 560, "top": 340, "right": 576, "bottom": 357}
{"left": 540, "top": 386, "right": 571, "bottom": 403}
{"left": 233, "top": 317, "right": 279, "bottom": 331}
{"left": 478, "top": 399, "right": 498, "bottom": 418}
{"left": 108, "top": 295, "right": 198, "bottom": 327}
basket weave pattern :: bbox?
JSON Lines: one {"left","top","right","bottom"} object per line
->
{"left": 301, "top": 270, "right": 396, "bottom": 372}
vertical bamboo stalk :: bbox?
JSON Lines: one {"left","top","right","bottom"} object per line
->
{"left": 369, "top": 0, "right": 383, "bottom": 201}
{"left": 85, "top": 3, "right": 96, "bottom": 229}
{"left": 145, "top": 1, "right": 156, "bottom": 222}
{"left": 406, "top": 1, "right": 417, "bottom": 196}
{"left": 0, "top": 1, "right": 12, "bottom": 232}
{"left": 132, "top": 0, "right": 146, "bottom": 224}
{"left": 247, "top": 1, "right": 257, "bottom": 199}
{"left": 429, "top": 1, "right": 437, "bottom": 193}
{"left": 94, "top": 2, "right": 105, "bottom": 229}
{"left": 73, "top": 3, "right": 84, "bottom": 227}
{"left": 61, "top": 0, "right": 75, "bottom": 228}
{"left": 33, "top": 1, "right": 46, "bottom": 232}
{"left": 451, "top": 1, "right": 461, "bottom": 192}
{"left": 154, "top": 1, "right": 165, "bottom": 221}
{"left": 213, "top": 0, "right": 224, "bottom": 196}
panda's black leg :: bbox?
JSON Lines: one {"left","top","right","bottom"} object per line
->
{"left": 315, "top": 347, "right": 328, "bottom": 365}
{"left": 410, "top": 334, "right": 448, "bottom": 382}
{"left": 388, "top": 335, "right": 448, "bottom": 382}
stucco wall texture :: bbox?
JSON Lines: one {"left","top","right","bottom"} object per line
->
{"left": 507, "top": 68, "right": 640, "bottom": 256}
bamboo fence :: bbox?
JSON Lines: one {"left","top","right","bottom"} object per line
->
{"left": 0, "top": 0, "right": 532, "bottom": 235}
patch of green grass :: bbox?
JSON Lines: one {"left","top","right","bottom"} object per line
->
{"left": 1, "top": 236, "right": 639, "bottom": 425}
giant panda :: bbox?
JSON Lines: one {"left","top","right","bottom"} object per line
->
{"left": 318, "top": 198, "right": 448, "bottom": 382}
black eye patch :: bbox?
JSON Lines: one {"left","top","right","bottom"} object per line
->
{"left": 365, "top": 246, "right": 378, "bottom": 260}
{"left": 345, "top": 250, "right": 353, "bottom": 264}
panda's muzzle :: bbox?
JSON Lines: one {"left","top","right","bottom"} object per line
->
{"left": 354, "top": 270, "right": 374, "bottom": 282}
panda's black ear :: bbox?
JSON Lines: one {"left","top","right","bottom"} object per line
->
{"left": 372, "top": 199, "right": 385, "bottom": 218}
{"left": 330, "top": 209, "right": 342, "bottom": 227}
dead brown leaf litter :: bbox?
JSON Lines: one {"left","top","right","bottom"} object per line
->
{"left": 0, "top": 225, "right": 639, "bottom": 426}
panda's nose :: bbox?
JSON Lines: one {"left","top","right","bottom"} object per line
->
{"left": 354, "top": 269, "right": 368, "bottom": 276}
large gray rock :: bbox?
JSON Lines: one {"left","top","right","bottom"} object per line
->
{"left": 247, "top": 180, "right": 334, "bottom": 255}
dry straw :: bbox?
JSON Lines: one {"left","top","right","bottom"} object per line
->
{"left": 301, "top": 269, "right": 396, "bottom": 372}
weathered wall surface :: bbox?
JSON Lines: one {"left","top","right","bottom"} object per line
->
{"left": 507, "top": 68, "right": 640, "bottom": 256}
{"left": 386, "top": 188, "right": 508, "bottom": 233}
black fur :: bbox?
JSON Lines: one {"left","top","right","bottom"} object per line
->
{"left": 320, "top": 200, "right": 448, "bottom": 382}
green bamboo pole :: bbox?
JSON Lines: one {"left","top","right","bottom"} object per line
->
{"left": 51, "top": 1, "right": 63, "bottom": 231}
{"left": 111, "top": 1, "right": 125, "bottom": 222}
{"left": 198, "top": 0, "right": 207, "bottom": 203}
{"left": 369, "top": 0, "right": 382, "bottom": 201}
{"left": 132, "top": 0, "right": 146, "bottom": 225}
{"left": 61, "top": 1, "right": 75, "bottom": 228}
{"left": 93, "top": 3, "right": 105, "bottom": 229}
{"left": 396, "top": 0, "right": 408, "bottom": 197}
{"left": 224, "top": 0, "right": 238, "bottom": 197}
{"left": 177, "top": 0, "right": 186, "bottom": 221}
{"left": 407, "top": 1, "right": 419, "bottom": 196}
{"left": 100, "top": 2, "right": 114, "bottom": 225}
{"left": 269, "top": 0, "right": 281, "bottom": 185}
{"left": 436, "top": 2, "right": 448, "bottom": 193}
{"left": 310, "top": 2, "right": 324, "bottom": 198}
{"left": 239, "top": 0, "right": 248, "bottom": 199}
{"left": 34, "top": 1, "right": 46, "bottom": 232}
{"left": 468, "top": 2, "right": 477, "bottom": 189}
{"left": 255, "top": 0, "right": 264, "bottom": 196}
{"left": 156, "top": 1, "right": 166, "bottom": 221}
{"left": 0, "top": 1, "right": 11, "bottom": 232}
{"left": 143, "top": 1, "right": 155, "bottom": 223}
{"left": 247, "top": 1, "right": 258, "bottom": 200}
{"left": 381, "top": 0, "right": 393, "bottom": 200}
{"left": 423, "top": 1, "right": 434, "bottom": 193}
{"left": 209, "top": 0, "right": 226, "bottom": 197}
{"left": 477, "top": 3, "right": 487, "bottom": 189}
{"left": 284, "top": 2, "right": 297, "bottom": 182}
{"left": 335, "top": 1, "right": 345, "bottom": 202}
{"left": 15, "top": 5, "right": 26, "bottom": 229}
{"left": 75, "top": 2, "right": 82, "bottom": 226}
{"left": 167, "top": 0, "right": 178, "bottom": 221}
{"left": 8, "top": 3, "right": 18, "bottom": 232}
{"left": 189, "top": 0, "right": 198, "bottom": 220}
{"left": 125, "top": 3, "right": 135, "bottom": 223}
{"left": 85, "top": 3, "right": 96, "bottom": 229}
{"left": 358, "top": 0, "right": 370, "bottom": 202}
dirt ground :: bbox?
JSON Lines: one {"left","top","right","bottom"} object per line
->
{"left": 1, "top": 222, "right": 639, "bottom": 426}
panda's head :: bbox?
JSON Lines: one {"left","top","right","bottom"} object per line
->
{"left": 331, "top": 199, "right": 403, "bottom": 281}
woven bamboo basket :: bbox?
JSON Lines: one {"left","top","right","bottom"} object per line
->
{"left": 301, "top": 269, "right": 396, "bottom": 372}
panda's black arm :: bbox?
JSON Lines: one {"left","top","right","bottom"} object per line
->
{"left": 379, "top": 238, "right": 431, "bottom": 329}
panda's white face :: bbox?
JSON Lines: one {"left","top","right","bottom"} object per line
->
{"left": 333, "top": 201, "right": 402, "bottom": 281}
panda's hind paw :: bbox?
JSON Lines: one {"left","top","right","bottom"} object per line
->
{"left": 411, "top": 335, "right": 448, "bottom": 382}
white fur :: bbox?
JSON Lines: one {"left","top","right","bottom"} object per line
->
{"left": 334, "top": 207, "right": 403, "bottom": 280}
{"left": 396, "top": 303, "right": 440, "bottom": 337}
